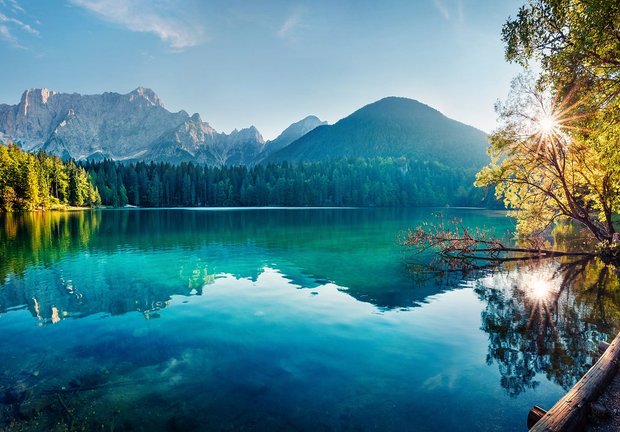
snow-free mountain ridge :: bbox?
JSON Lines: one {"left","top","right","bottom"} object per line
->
{"left": 0, "top": 89, "right": 489, "bottom": 169}
{"left": 0, "top": 88, "right": 325, "bottom": 165}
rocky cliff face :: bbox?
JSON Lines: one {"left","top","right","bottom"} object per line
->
{"left": 0, "top": 87, "right": 307, "bottom": 165}
{"left": 145, "top": 113, "right": 266, "bottom": 165}
{"left": 0, "top": 87, "right": 187, "bottom": 160}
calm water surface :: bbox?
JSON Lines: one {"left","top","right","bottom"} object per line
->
{"left": 0, "top": 208, "right": 618, "bottom": 431}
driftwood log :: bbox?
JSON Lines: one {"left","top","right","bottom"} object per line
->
{"left": 528, "top": 332, "right": 620, "bottom": 431}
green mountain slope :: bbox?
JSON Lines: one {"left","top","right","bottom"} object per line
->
{"left": 267, "top": 97, "right": 489, "bottom": 169}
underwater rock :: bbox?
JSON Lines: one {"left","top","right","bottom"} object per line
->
{"left": 0, "top": 387, "right": 29, "bottom": 405}
{"left": 591, "top": 402, "right": 611, "bottom": 419}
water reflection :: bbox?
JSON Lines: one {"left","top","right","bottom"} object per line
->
{"left": 0, "top": 211, "right": 100, "bottom": 282}
{"left": 475, "top": 257, "right": 620, "bottom": 396}
{"left": 1, "top": 208, "right": 507, "bottom": 322}
{"left": 0, "top": 209, "right": 619, "bottom": 431}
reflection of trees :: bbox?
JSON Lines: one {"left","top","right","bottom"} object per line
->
{"left": 475, "top": 257, "right": 620, "bottom": 397}
{"left": 0, "top": 211, "right": 219, "bottom": 324}
{"left": 4, "top": 208, "right": 476, "bottom": 317}
{"left": 0, "top": 211, "right": 100, "bottom": 282}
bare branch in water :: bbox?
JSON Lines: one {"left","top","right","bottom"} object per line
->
{"left": 401, "top": 216, "right": 593, "bottom": 262}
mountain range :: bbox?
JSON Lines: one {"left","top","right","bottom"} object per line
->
{"left": 0, "top": 88, "right": 489, "bottom": 169}
{"left": 0, "top": 87, "right": 326, "bottom": 165}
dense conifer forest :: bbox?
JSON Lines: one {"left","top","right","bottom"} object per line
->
{"left": 0, "top": 143, "right": 494, "bottom": 210}
{"left": 84, "top": 157, "right": 489, "bottom": 208}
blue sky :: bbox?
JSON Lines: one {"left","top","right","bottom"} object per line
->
{"left": 0, "top": 0, "right": 522, "bottom": 139}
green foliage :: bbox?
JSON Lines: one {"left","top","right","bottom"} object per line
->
{"left": 0, "top": 144, "right": 495, "bottom": 211}
{"left": 0, "top": 143, "right": 100, "bottom": 211}
{"left": 503, "top": 0, "right": 620, "bottom": 107}
{"left": 476, "top": 0, "right": 620, "bottom": 245}
{"left": 476, "top": 74, "right": 618, "bottom": 241}
{"left": 83, "top": 157, "right": 493, "bottom": 208}
{"left": 2, "top": 186, "right": 16, "bottom": 212}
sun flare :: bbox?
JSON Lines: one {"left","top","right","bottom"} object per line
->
{"left": 536, "top": 114, "right": 560, "bottom": 137}
{"left": 519, "top": 270, "right": 560, "bottom": 304}
{"left": 529, "top": 278, "right": 552, "bottom": 301}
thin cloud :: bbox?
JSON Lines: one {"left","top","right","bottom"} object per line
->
{"left": 70, "top": 0, "right": 206, "bottom": 50}
{"left": 432, "top": 0, "right": 465, "bottom": 23}
{"left": 432, "top": 0, "right": 450, "bottom": 20}
{"left": 0, "top": 1, "right": 38, "bottom": 48}
{"left": 0, "top": 24, "right": 18, "bottom": 46}
{"left": 7, "top": 0, "right": 25, "bottom": 14}
{"left": 278, "top": 8, "right": 305, "bottom": 38}
{"left": 0, "top": 12, "right": 38, "bottom": 34}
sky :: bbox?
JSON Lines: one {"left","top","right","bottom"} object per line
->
{"left": 0, "top": 0, "right": 523, "bottom": 140}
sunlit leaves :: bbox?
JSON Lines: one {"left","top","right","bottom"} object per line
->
{"left": 477, "top": 73, "right": 618, "bottom": 245}
{"left": 0, "top": 143, "right": 100, "bottom": 211}
{"left": 488, "top": 0, "right": 620, "bottom": 247}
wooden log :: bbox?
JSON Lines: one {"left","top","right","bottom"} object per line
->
{"left": 529, "top": 333, "right": 620, "bottom": 431}
{"left": 527, "top": 406, "right": 548, "bottom": 429}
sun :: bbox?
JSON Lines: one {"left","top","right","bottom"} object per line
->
{"left": 536, "top": 114, "right": 560, "bottom": 137}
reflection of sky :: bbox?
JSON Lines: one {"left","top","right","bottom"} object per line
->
{"left": 0, "top": 266, "right": 566, "bottom": 431}
{"left": 1, "top": 210, "right": 617, "bottom": 430}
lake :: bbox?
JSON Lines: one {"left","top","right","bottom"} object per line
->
{"left": 0, "top": 208, "right": 618, "bottom": 431}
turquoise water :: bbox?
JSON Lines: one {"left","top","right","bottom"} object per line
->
{"left": 0, "top": 208, "right": 618, "bottom": 431}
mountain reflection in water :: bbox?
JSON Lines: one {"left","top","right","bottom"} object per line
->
{"left": 1, "top": 208, "right": 508, "bottom": 320}
{"left": 0, "top": 209, "right": 619, "bottom": 431}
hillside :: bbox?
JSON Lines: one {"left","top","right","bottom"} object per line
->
{"left": 267, "top": 97, "right": 489, "bottom": 169}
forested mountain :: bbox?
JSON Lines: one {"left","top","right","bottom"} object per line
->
{"left": 268, "top": 97, "right": 489, "bottom": 169}
{"left": 0, "top": 88, "right": 324, "bottom": 165}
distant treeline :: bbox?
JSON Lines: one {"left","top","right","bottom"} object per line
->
{"left": 0, "top": 142, "right": 496, "bottom": 210}
{"left": 83, "top": 157, "right": 494, "bottom": 208}
{"left": 0, "top": 144, "right": 100, "bottom": 211}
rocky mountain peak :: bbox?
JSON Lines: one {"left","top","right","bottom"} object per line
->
{"left": 20, "top": 88, "right": 56, "bottom": 115}
{"left": 0, "top": 87, "right": 325, "bottom": 166}
{"left": 229, "top": 125, "right": 264, "bottom": 142}
{"left": 129, "top": 87, "right": 163, "bottom": 107}
{"left": 258, "top": 115, "right": 327, "bottom": 158}
{"left": 299, "top": 115, "right": 322, "bottom": 125}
